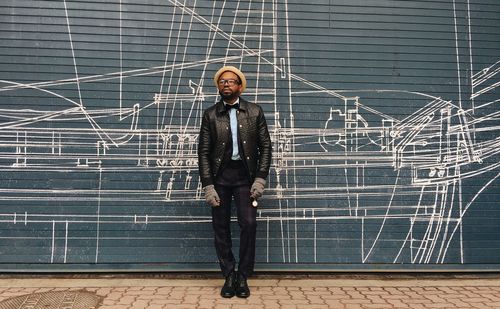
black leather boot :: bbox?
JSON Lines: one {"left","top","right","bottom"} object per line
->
{"left": 235, "top": 273, "right": 250, "bottom": 298}
{"left": 220, "top": 271, "right": 236, "bottom": 298}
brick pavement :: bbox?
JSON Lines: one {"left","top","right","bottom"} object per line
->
{"left": 0, "top": 275, "right": 499, "bottom": 308}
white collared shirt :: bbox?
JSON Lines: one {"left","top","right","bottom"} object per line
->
{"left": 224, "top": 99, "right": 241, "bottom": 160}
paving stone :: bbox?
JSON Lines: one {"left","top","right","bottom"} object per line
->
{"left": 446, "top": 298, "right": 475, "bottom": 308}
{"left": 278, "top": 299, "right": 310, "bottom": 305}
{"left": 130, "top": 299, "right": 149, "bottom": 309}
{"left": 340, "top": 298, "right": 372, "bottom": 304}
{"left": 149, "top": 298, "right": 183, "bottom": 305}
{"left": 234, "top": 305, "right": 265, "bottom": 309}
{"left": 469, "top": 303, "right": 490, "bottom": 309}
{"left": 467, "top": 297, "right": 493, "bottom": 303}
{"left": 385, "top": 298, "right": 411, "bottom": 308}
{"left": 305, "top": 295, "right": 326, "bottom": 304}
{"left": 321, "top": 293, "right": 352, "bottom": 300}
{"left": 363, "top": 295, "right": 390, "bottom": 304}
{"left": 424, "top": 303, "right": 455, "bottom": 308}
{"left": 116, "top": 295, "right": 136, "bottom": 305}
{"left": 363, "top": 304, "right": 394, "bottom": 309}
{"left": 481, "top": 293, "right": 500, "bottom": 302}
{"left": 146, "top": 305, "right": 165, "bottom": 309}
{"left": 163, "top": 305, "right": 198, "bottom": 309}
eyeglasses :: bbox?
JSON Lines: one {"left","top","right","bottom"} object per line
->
{"left": 218, "top": 79, "right": 240, "bottom": 86}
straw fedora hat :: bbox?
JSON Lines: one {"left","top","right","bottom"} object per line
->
{"left": 214, "top": 66, "right": 247, "bottom": 93}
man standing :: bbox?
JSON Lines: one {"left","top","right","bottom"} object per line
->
{"left": 198, "top": 66, "right": 272, "bottom": 298}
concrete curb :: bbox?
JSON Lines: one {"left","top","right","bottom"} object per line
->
{"left": 3, "top": 278, "right": 500, "bottom": 288}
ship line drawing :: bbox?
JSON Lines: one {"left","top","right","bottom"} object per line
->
{"left": 0, "top": 0, "right": 498, "bottom": 266}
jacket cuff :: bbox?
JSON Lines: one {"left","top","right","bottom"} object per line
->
{"left": 201, "top": 177, "right": 213, "bottom": 188}
{"left": 256, "top": 171, "right": 268, "bottom": 180}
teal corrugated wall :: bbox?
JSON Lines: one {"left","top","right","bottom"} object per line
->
{"left": 0, "top": 0, "right": 498, "bottom": 271}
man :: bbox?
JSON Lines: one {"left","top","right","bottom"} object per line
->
{"left": 198, "top": 66, "right": 272, "bottom": 298}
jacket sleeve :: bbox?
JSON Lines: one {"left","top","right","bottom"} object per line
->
{"left": 256, "top": 106, "right": 272, "bottom": 180}
{"left": 198, "top": 110, "right": 213, "bottom": 187}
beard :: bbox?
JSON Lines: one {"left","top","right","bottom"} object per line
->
{"left": 219, "top": 88, "right": 239, "bottom": 102}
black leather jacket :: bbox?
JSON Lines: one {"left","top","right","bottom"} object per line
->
{"left": 198, "top": 98, "right": 272, "bottom": 187}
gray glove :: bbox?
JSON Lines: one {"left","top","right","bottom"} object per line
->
{"left": 250, "top": 177, "right": 266, "bottom": 199}
{"left": 203, "top": 185, "right": 220, "bottom": 207}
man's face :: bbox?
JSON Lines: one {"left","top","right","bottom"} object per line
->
{"left": 217, "top": 71, "right": 242, "bottom": 102}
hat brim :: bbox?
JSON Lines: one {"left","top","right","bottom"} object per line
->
{"left": 214, "top": 66, "right": 247, "bottom": 93}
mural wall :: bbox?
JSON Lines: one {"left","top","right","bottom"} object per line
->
{"left": 0, "top": 0, "right": 498, "bottom": 270}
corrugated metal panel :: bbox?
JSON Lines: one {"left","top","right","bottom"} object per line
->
{"left": 0, "top": 0, "right": 498, "bottom": 271}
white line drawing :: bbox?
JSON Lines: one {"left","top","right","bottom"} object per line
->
{"left": 0, "top": 0, "right": 498, "bottom": 267}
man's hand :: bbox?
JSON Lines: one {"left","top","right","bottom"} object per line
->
{"left": 250, "top": 177, "right": 266, "bottom": 200}
{"left": 203, "top": 185, "right": 220, "bottom": 207}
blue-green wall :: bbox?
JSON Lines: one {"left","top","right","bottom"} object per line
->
{"left": 0, "top": 0, "right": 498, "bottom": 271}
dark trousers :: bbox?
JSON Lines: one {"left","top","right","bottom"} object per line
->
{"left": 212, "top": 183, "right": 257, "bottom": 279}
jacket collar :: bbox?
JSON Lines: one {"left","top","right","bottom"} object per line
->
{"left": 216, "top": 97, "right": 248, "bottom": 114}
